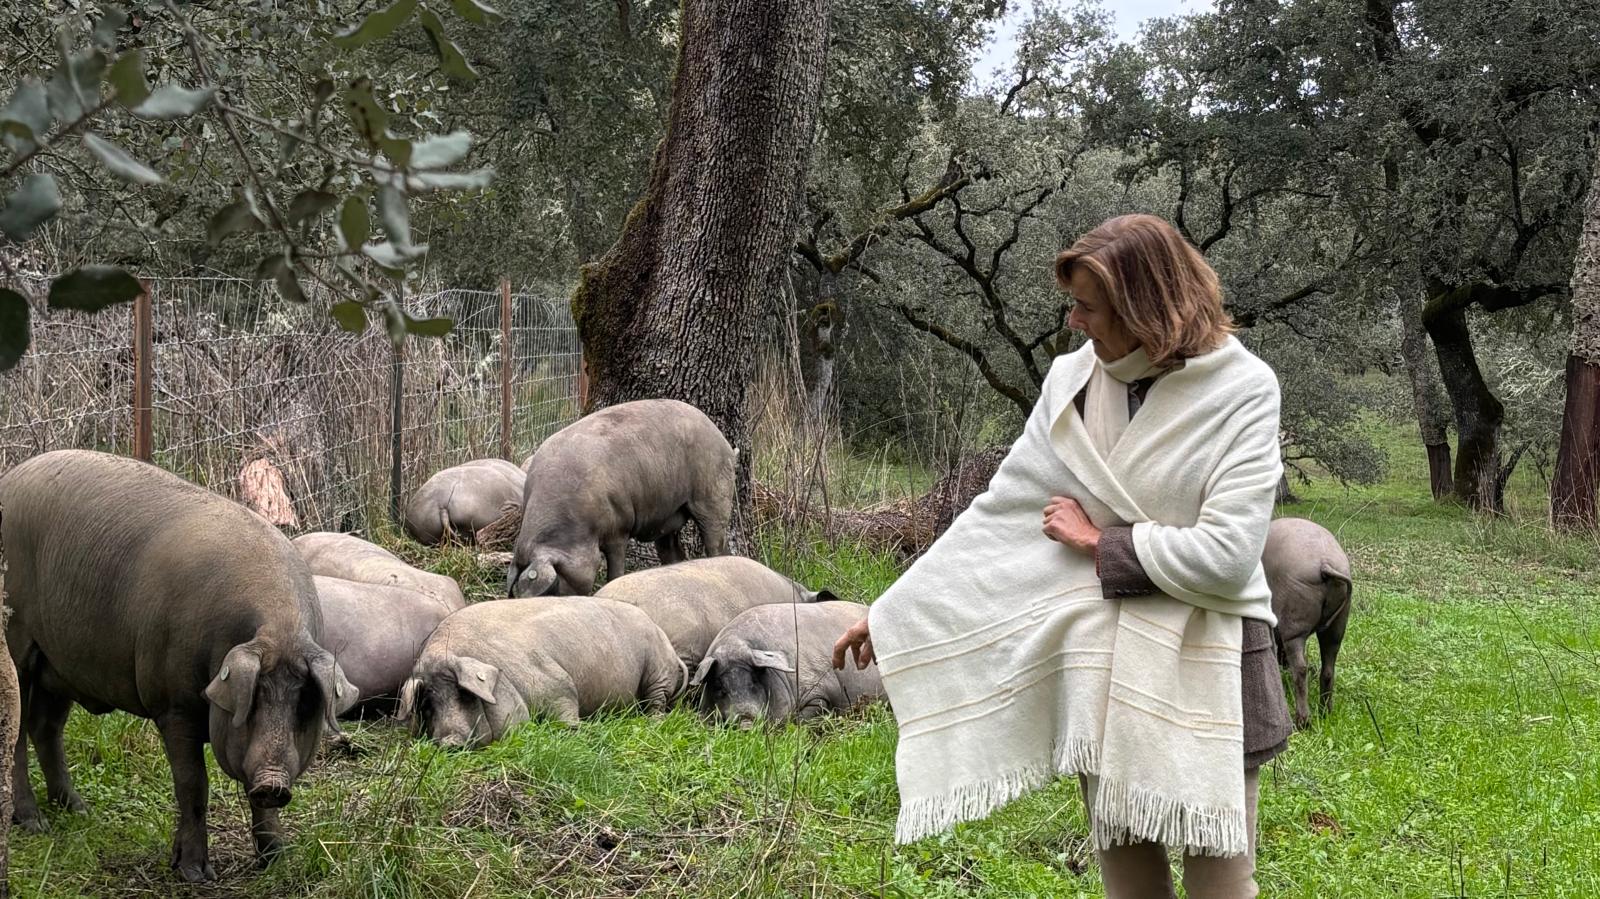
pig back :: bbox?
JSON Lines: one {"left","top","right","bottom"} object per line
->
{"left": 598, "top": 556, "right": 813, "bottom": 665}
{"left": 0, "top": 450, "right": 319, "bottom": 716}
{"left": 314, "top": 576, "right": 447, "bottom": 706}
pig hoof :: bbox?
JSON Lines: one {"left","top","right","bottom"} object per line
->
{"left": 174, "top": 860, "right": 217, "bottom": 883}
{"left": 1293, "top": 714, "right": 1311, "bottom": 730}
{"left": 51, "top": 791, "right": 88, "bottom": 814}
{"left": 13, "top": 810, "right": 47, "bottom": 834}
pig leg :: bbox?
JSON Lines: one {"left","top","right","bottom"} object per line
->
{"left": 1285, "top": 637, "right": 1311, "bottom": 729}
{"left": 26, "top": 682, "right": 85, "bottom": 813}
{"left": 1316, "top": 616, "right": 1347, "bottom": 719}
{"left": 654, "top": 532, "right": 685, "bottom": 566}
{"left": 10, "top": 679, "right": 41, "bottom": 833}
{"left": 603, "top": 540, "right": 628, "bottom": 583}
{"left": 157, "top": 718, "right": 216, "bottom": 882}
{"left": 251, "top": 804, "right": 284, "bottom": 866}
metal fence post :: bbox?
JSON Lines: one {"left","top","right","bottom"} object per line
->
{"left": 131, "top": 281, "right": 153, "bottom": 462}
{"left": 389, "top": 337, "right": 404, "bottom": 525}
{"left": 500, "top": 278, "right": 513, "bottom": 461}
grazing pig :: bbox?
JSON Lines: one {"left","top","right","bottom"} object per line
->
{"left": 693, "top": 600, "right": 883, "bottom": 727}
{"left": 399, "top": 597, "right": 684, "bottom": 745}
{"left": 0, "top": 450, "right": 357, "bottom": 882}
{"left": 596, "top": 556, "right": 837, "bottom": 669}
{"left": 313, "top": 576, "right": 450, "bottom": 716}
{"left": 508, "top": 399, "right": 737, "bottom": 597}
{"left": 1262, "top": 517, "right": 1354, "bottom": 728}
{"left": 293, "top": 531, "right": 465, "bottom": 613}
{"left": 404, "top": 459, "right": 526, "bottom": 546}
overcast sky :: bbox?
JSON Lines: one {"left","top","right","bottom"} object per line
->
{"left": 973, "top": 0, "right": 1217, "bottom": 82}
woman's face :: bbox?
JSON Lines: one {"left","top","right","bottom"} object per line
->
{"left": 1065, "top": 267, "right": 1140, "bottom": 361}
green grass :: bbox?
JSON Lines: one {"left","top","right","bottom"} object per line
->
{"left": 9, "top": 426, "right": 1600, "bottom": 897}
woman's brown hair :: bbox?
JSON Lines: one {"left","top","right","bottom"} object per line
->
{"left": 1053, "top": 213, "right": 1234, "bottom": 366}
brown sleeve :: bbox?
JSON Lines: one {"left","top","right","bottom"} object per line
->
{"left": 1095, "top": 526, "right": 1159, "bottom": 598}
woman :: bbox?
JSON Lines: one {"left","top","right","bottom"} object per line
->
{"left": 833, "top": 213, "right": 1291, "bottom": 899}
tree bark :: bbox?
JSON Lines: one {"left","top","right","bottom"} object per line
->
{"left": 1424, "top": 296, "right": 1505, "bottom": 511}
{"left": 1399, "top": 287, "right": 1454, "bottom": 499}
{"left": 1553, "top": 146, "right": 1600, "bottom": 530}
{"left": 571, "top": 0, "right": 830, "bottom": 543}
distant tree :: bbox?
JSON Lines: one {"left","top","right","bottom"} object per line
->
{"left": 1553, "top": 146, "right": 1600, "bottom": 528}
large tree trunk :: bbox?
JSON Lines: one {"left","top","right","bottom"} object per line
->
{"left": 571, "top": 0, "right": 830, "bottom": 543}
{"left": 1552, "top": 147, "right": 1600, "bottom": 530}
{"left": 1400, "top": 287, "right": 1454, "bottom": 499}
{"left": 1424, "top": 297, "right": 1505, "bottom": 511}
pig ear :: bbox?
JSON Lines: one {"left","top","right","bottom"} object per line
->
{"left": 309, "top": 650, "right": 359, "bottom": 730}
{"left": 396, "top": 676, "right": 422, "bottom": 723}
{"left": 454, "top": 656, "right": 500, "bottom": 704}
{"left": 204, "top": 645, "right": 261, "bottom": 728}
{"left": 690, "top": 656, "right": 717, "bottom": 688}
{"left": 748, "top": 649, "right": 795, "bottom": 673}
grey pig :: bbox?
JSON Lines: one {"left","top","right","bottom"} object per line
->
{"left": 404, "top": 459, "right": 526, "bottom": 546}
{"left": 294, "top": 531, "right": 465, "bottom": 613}
{"left": 1262, "top": 517, "right": 1353, "bottom": 728}
{"left": 597, "top": 556, "right": 836, "bottom": 669}
{"left": 509, "top": 398, "right": 736, "bottom": 597}
{"left": 399, "top": 597, "right": 685, "bottom": 745}
{"left": 313, "top": 576, "right": 450, "bottom": 716}
{"left": 0, "top": 450, "right": 357, "bottom": 882}
{"left": 693, "top": 600, "right": 883, "bottom": 727}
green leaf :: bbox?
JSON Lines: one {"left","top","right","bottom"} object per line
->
{"left": 448, "top": 0, "right": 501, "bottom": 24}
{"left": 132, "top": 84, "right": 216, "bottom": 120}
{"left": 418, "top": 9, "right": 479, "bottom": 81}
{"left": 278, "top": 126, "right": 305, "bottom": 165}
{"left": 106, "top": 51, "right": 150, "bottom": 108}
{"left": 0, "top": 288, "right": 31, "bottom": 371}
{"left": 378, "top": 134, "right": 413, "bottom": 168}
{"left": 206, "top": 199, "right": 264, "bottom": 245}
{"left": 378, "top": 184, "right": 411, "bottom": 249}
{"left": 342, "top": 77, "right": 389, "bottom": 148}
{"left": 334, "top": 0, "right": 420, "bottom": 48}
{"left": 0, "top": 80, "right": 50, "bottom": 156}
{"left": 404, "top": 314, "right": 455, "bottom": 337}
{"left": 409, "top": 131, "right": 471, "bottom": 169}
{"left": 275, "top": 266, "right": 307, "bottom": 304}
{"left": 47, "top": 265, "right": 142, "bottom": 312}
{"left": 93, "top": 9, "right": 129, "bottom": 49}
{"left": 0, "top": 174, "right": 63, "bottom": 241}
{"left": 83, "top": 132, "right": 162, "bottom": 184}
{"left": 46, "top": 51, "right": 107, "bottom": 121}
{"left": 330, "top": 300, "right": 368, "bottom": 333}
{"left": 255, "top": 253, "right": 288, "bottom": 282}
{"left": 383, "top": 300, "right": 406, "bottom": 345}
{"left": 339, "top": 195, "right": 371, "bottom": 251}
{"left": 362, "top": 240, "right": 427, "bottom": 269}
{"left": 288, "top": 189, "right": 339, "bottom": 225}
{"left": 406, "top": 168, "right": 493, "bottom": 192}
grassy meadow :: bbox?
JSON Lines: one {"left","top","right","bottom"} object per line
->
{"left": 7, "top": 424, "right": 1600, "bottom": 898}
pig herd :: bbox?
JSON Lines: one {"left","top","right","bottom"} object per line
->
{"left": 0, "top": 397, "right": 1355, "bottom": 884}
{"left": 0, "top": 400, "right": 882, "bottom": 882}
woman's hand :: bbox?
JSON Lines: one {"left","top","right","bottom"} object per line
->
{"left": 832, "top": 617, "right": 875, "bottom": 670}
{"left": 1043, "top": 496, "right": 1101, "bottom": 555}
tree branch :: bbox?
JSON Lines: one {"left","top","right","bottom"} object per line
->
{"left": 887, "top": 302, "right": 1034, "bottom": 417}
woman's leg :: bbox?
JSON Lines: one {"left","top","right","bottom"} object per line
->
{"left": 1079, "top": 774, "right": 1178, "bottom": 899}
{"left": 1179, "top": 766, "right": 1261, "bottom": 899}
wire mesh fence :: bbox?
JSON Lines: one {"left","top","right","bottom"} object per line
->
{"left": 0, "top": 276, "right": 582, "bottom": 533}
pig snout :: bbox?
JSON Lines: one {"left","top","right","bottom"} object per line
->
{"left": 248, "top": 769, "right": 293, "bottom": 808}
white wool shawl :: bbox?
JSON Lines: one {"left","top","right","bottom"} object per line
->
{"left": 868, "top": 336, "right": 1282, "bottom": 856}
